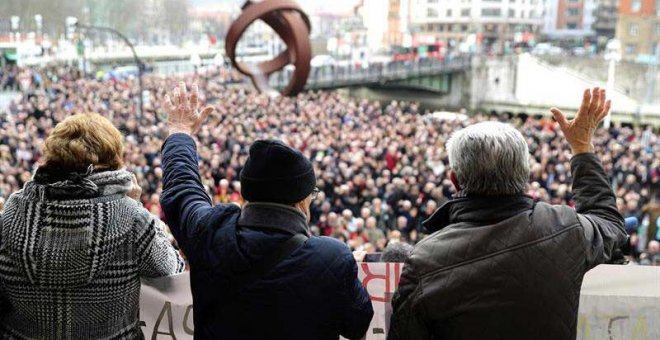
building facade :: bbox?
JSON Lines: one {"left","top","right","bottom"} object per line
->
{"left": 542, "top": 0, "right": 597, "bottom": 40}
{"left": 409, "top": 0, "right": 544, "bottom": 53}
{"left": 616, "top": 0, "right": 660, "bottom": 60}
{"left": 592, "top": 0, "right": 620, "bottom": 43}
{"left": 386, "top": 0, "right": 412, "bottom": 47}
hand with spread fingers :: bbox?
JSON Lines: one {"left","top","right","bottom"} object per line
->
{"left": 550, "top": 87, "right": 611, "bottom": 155}
{"left": 164, "top": 82, "right": 215, "bottom": 136}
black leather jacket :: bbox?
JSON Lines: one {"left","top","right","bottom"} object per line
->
{"left": 388, "top": 153, "right": 626, "bottom": 340}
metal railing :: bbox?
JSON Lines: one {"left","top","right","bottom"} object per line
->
{"left": 269, "top": 57, "right": 472, "bottom": 90}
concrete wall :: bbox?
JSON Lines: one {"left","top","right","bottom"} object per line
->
{"left": 468, "top": 54, "right": 660, "bottom": 124}
{"left": 539, "top": 54, "right": 660, "bottom": 104}
{"left": 343, "top": 54, "right": 660, "bottom": 124}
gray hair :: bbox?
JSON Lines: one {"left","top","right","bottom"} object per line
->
{"left": 447, "top": 121, "right": 529, "bottom": 195}
{"left": 381, "top": 242, "right": 414, "bottom": 263}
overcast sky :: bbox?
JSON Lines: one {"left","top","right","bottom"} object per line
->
{"left": 190, "top": 0, "right": 359, "bottom": 14}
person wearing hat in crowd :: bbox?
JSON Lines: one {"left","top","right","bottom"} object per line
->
{"left": 159, "top": 83, "right": 374, "bottom": 340}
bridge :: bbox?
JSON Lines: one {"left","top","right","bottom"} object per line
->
{"left": 268, "top": 58, "right": 471, "bottom": 93}
{"left": 268, "top": 54, "right": 660, "bottom": 125}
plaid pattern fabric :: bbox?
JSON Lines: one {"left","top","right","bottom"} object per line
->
{"left": 0, "top": 169, "right": 184, "bottom": 340}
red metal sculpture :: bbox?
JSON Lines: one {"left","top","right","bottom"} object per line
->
{"left": 225, "top": 0, "right": 311, "bottom": 96}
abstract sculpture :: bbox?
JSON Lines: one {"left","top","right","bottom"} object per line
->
{"left": 225, "top": 0, "right": 312, "bottom": 96}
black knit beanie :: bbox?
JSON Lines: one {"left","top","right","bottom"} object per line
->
{"left": 240, "top": 140, "right": 316, "bottom": 204}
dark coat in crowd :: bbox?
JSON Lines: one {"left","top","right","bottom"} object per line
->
{"left": 160, "top": 134, "right": 374, "bottom": 340}
{"left": 388, "top": 153, "right": 627, "bottom": 340}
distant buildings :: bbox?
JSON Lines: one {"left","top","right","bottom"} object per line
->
{"left": 615, "top": 0, "right": 660, "bottom": 60}
{"left": 592, "top": 0, "right": 620, "bottom": 43}
{"left": 542, "top": 0, "right": 597, "bottom": 41}
{"left": 407, "top": 0, "right": 545, "bottom": 54}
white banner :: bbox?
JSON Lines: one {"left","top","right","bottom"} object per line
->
{"left": 140, "top": 264, "right": 660, "bottom": 340}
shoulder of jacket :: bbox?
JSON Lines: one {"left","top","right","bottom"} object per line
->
{"left": 531, "top": 201, "right": 581, "bottom": 230}
{"left": 304, "top": 236, "right": 354, "bottom": 271}
{"left": 309, "top": 236, "right": 352, "bottom": 254}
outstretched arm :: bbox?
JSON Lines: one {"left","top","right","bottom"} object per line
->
{"left": 551, "top": 88, "right": 626, "bottom": 268}
{"left": 159, "top": 83, "right": 219, "bottom": 264}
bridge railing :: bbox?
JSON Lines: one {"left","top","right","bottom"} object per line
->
{"left": 268, "top": 57, "right": 472, "bottom": 90}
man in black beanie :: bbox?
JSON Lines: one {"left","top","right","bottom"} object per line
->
{"left": 159, "top": 83, "right": 373, "bottom": 340}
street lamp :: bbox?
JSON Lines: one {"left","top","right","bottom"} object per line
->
{"left": 72, "top": 20, "right": 145, "bottom": 119}
{"left": 603, "top": 39, "right": 621, "bottom": 128}
{"left": 10, "top": 16, "right": 20, "bottom": 42}
{"left": 34, "top": 15, "right": 43, "bottom": 38}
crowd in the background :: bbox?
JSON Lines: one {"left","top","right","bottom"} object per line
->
{"left": 0, "top": 64, "right": 658, "bottom": 265}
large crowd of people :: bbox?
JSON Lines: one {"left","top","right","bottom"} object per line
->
{"left": 0, "top": 64, "right": 658, "bottom": 265}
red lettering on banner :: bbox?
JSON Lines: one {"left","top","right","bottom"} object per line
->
{"left": 361, "top": 263, "right": 389, "bottom": 302}
{"left": 360, "top": 263, "right": 405, "bottom": 302}
{"left": 393, "top": 263, "right": 402, "bottom": 289}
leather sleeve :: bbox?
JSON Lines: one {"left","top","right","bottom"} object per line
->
{"left": 570, "top": 153, "right": 627, "bottom": 269}
{"left": 387, "top": 261, "right": 432, "bottom": 340}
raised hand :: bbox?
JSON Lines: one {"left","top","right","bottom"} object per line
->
{"left": 550, "top": 87, "right": 611, "bottom": 155}
{"left": 164, "top": 82, "right": 214, "bottom": 136}
{"left": 128, "top": 173, "right": 142, "bottom": 202}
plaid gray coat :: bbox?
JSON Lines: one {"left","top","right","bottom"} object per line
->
{"left": 0, "top": 168, "right": 184, "bottom": 339}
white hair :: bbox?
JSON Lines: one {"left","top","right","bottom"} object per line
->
{"left": 447, "top": 121, "right": 530, "bottom": 195}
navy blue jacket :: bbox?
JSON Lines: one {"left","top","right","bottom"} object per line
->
{"left": 160, "top": 133, "right": 374, "bottom": 340}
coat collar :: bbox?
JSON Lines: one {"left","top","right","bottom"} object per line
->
{"left": 422, "top": 194, "right": 536, "bottom": 233}
{"left": 25, "top": 166, "right": 133, "bottom": 200}
{"left": 238, "top": 202, "right": 311, "bottom": 236}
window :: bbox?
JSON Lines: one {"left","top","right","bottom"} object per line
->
{"left": 529, "top": 10, "right": 535, "bottom": 18}
{"left": 427, "top": 7, "right": 439, "bottom": 17}
{"left": 508, "top": 9, "right": 515, "bottom": 17}
{"left": 481, "top": 8, "right": 502, "bottom": 17}
{"left": 567, "top": 8, "right": 579, "bottom": 16}
{"left": 483, "top": 0, "right": 502, "bottom": 2}
{"left": 657, "top": 0, "right": 660, "bottom": 16}
{"left": 656, "top": 23, "right": 660, "bottom": 35}
{"left": 461, "top": 8, "right": 471, "bottom": 16}
{"left": 631, "top": 0, "right": 641, "bottom": 12}
{"left": 625, "top": 44, "right": 636, "bottom": 54}
{"left": 427, "top": 0, "right": 438, "bottom": 3}
{"left": 447, "top": 9, "right": 452, "bottom": 17}
{"left": 629, "top": 23, "right": 639, "bottom": 36}
{"left": 567, "top": 22, "right": 578, "bottom": 29}
{"left": 461, "top": 24, "right": 469, "bottom": 31}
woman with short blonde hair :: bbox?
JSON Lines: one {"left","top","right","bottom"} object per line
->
{"left": 0, "top": 113, "right": 184, "bottom": 340}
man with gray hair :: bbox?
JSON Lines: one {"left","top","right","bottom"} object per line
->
{"left": 388, "top": 88, "right": 627, "bottom": 340}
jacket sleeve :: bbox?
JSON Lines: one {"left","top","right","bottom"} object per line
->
{"left": 134, "top": 207, "right": 185, "bottom": 277}
{"left": 339, "top": 252, "right": 374, "bottom": 340}
{"left": 387, "top": 261, "right": 431, "bottom": 340}
{"left": 160, "top": 133, "right": 217, "bottom": 258}
{"left": 570, "top": 153, "right": 627, "bottom": 269}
